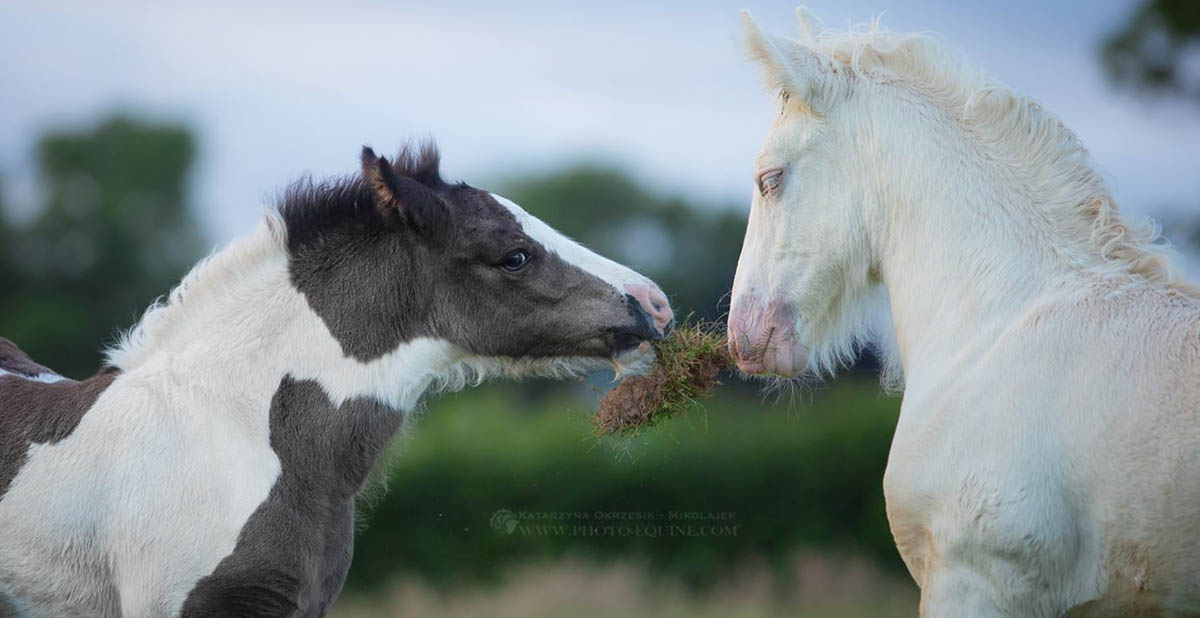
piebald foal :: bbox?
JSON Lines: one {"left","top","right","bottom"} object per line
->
{"left": 730, "top": 9, "right": 1200, "bottom": 618}
{"left": 0, "top": 145, "right": 673, "bottom": 618}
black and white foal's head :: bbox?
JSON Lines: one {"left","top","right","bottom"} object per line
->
{"left": 282, "top": 145, "right": 674, "bottom": 380}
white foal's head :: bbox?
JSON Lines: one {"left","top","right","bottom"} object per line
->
{"left": 728, "top": 9, "right": 884, "bottom": 379}
{"left": 727, "top": 8, "right": 1193, "bottom": 382}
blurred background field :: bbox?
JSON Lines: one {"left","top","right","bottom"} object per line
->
{"left": 334, "top": 380, "right": 914, "bottom": 618}
{"left": 1, "top": 1, "right": 1196, "bottom": 616}
{"left": 331, "top": 553, "right": 917, "bottom": 618}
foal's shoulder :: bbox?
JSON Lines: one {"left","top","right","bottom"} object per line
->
{"left": 0, "top": 337, "right": 60, "bottom": 381}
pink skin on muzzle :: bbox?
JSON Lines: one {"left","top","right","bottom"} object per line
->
{"left": 624, "top": 282, "right": 674, "bottom": 336}
{"left": 727, "top": 298, "right": 809, "bottom": 377}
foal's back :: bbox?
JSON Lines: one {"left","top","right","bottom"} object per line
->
{"left": 0, "top": 339, "right": 123, "bottom": 617}
{"left": 0, "top": 338, "right": 119, "bottom": 498}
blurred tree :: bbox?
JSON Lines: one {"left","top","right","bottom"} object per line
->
{"left": 0, "top": 177, "right": 15, "bottom": 300}
{"left": 1102, "top": 1, "right": 1200, "bottom": 255}
{"left": 504, "top": 167, "right": 746, "bottom": 325}
{"left": 1102, "top": 0, "right": 1200, "bottom": 101}
{"left": 0, "top": 116, "right": 205, "bottom": 378}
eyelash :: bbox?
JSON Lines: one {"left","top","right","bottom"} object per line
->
{"left": 757, "top": 170, "right": 783, "bottom": 196}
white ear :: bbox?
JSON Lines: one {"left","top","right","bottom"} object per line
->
{"left": 740, "top": 10, "right": 831, "bottom": 114}
{"left": 795, "top": 6, "right": 823, "bottom": 42}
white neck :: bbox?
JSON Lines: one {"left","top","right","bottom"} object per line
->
{"left": 874, "top": 161, "right": 1073, "bottom": 383}
{"left": 108, "top": 218, "right": 466, "bottom": 424}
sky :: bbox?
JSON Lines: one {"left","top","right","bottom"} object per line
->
{"left": 1, "top": 0, "right": 1197, "bottom": 244}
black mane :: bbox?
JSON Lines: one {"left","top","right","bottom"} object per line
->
{"left": 277, "top": 142, "right": 457, "bottom": 251}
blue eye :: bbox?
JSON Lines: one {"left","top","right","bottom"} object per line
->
{"left": 500, "top": 249, "right": 530, "bottom": 272}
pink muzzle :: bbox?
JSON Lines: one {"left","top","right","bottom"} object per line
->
{"left": 624, "top": 282, "right": 674, "bottom": 336}
{"left": 727, "top": 298, "right": 808, "bottom": 377}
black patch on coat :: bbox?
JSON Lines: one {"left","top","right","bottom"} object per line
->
{"left": 0, "top": 339, "right": 119, "bottom": 499}
{"left": 179, "top": 376, "right": 403, "bottom": 618}
{"left": 278, "top": 143, "right": 653, "bottom": 362}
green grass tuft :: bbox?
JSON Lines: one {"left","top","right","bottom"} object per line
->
{"left": 595, "top": 319, "right": 733, "bottom": 436}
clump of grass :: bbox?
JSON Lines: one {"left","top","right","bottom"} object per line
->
{"left": 595, "top": 320, "right": 733, "bottom": 436}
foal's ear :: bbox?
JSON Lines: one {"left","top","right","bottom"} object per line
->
{"left": 741, "top": 10, "right": 833, "bottom": 115}
{"left": 361, "top": 146, "right": 450, "bottom": 242}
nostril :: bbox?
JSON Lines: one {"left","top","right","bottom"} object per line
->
{"left": 625, "top": 282, "right": 673, "bottom": 331}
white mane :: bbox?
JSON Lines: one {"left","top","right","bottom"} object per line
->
{"left": 103, "top": 210, "right": 290, "bottom": 371}
{"left": 796, "top": 19, "right": 1196, "bottom": 296}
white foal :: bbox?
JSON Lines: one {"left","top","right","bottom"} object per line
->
{"left": 729, "top": 8, "right": 1200, "bottom": 618}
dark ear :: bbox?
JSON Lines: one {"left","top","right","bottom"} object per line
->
{"left": 361, "top": 146, "right": 450, "bottom": 243}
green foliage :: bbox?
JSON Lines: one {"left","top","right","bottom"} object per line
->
{"left": 0, "top": 176, "right": 13, "bottom": 292}
{"left": 0, "top": 116, "right": 205, "bottom": 377}
{"left": 1103, "top": 0, "right": 1200, "bottom": 101}
{"left": 347, "top": 381, "right": 903, "bottom": 592}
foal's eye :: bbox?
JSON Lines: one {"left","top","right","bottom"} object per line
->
{"left": 500, "top": 249, "right": 531, "bottom": 272}
{"left": 757, "top": 169, "right": 784, "bottom": 196}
